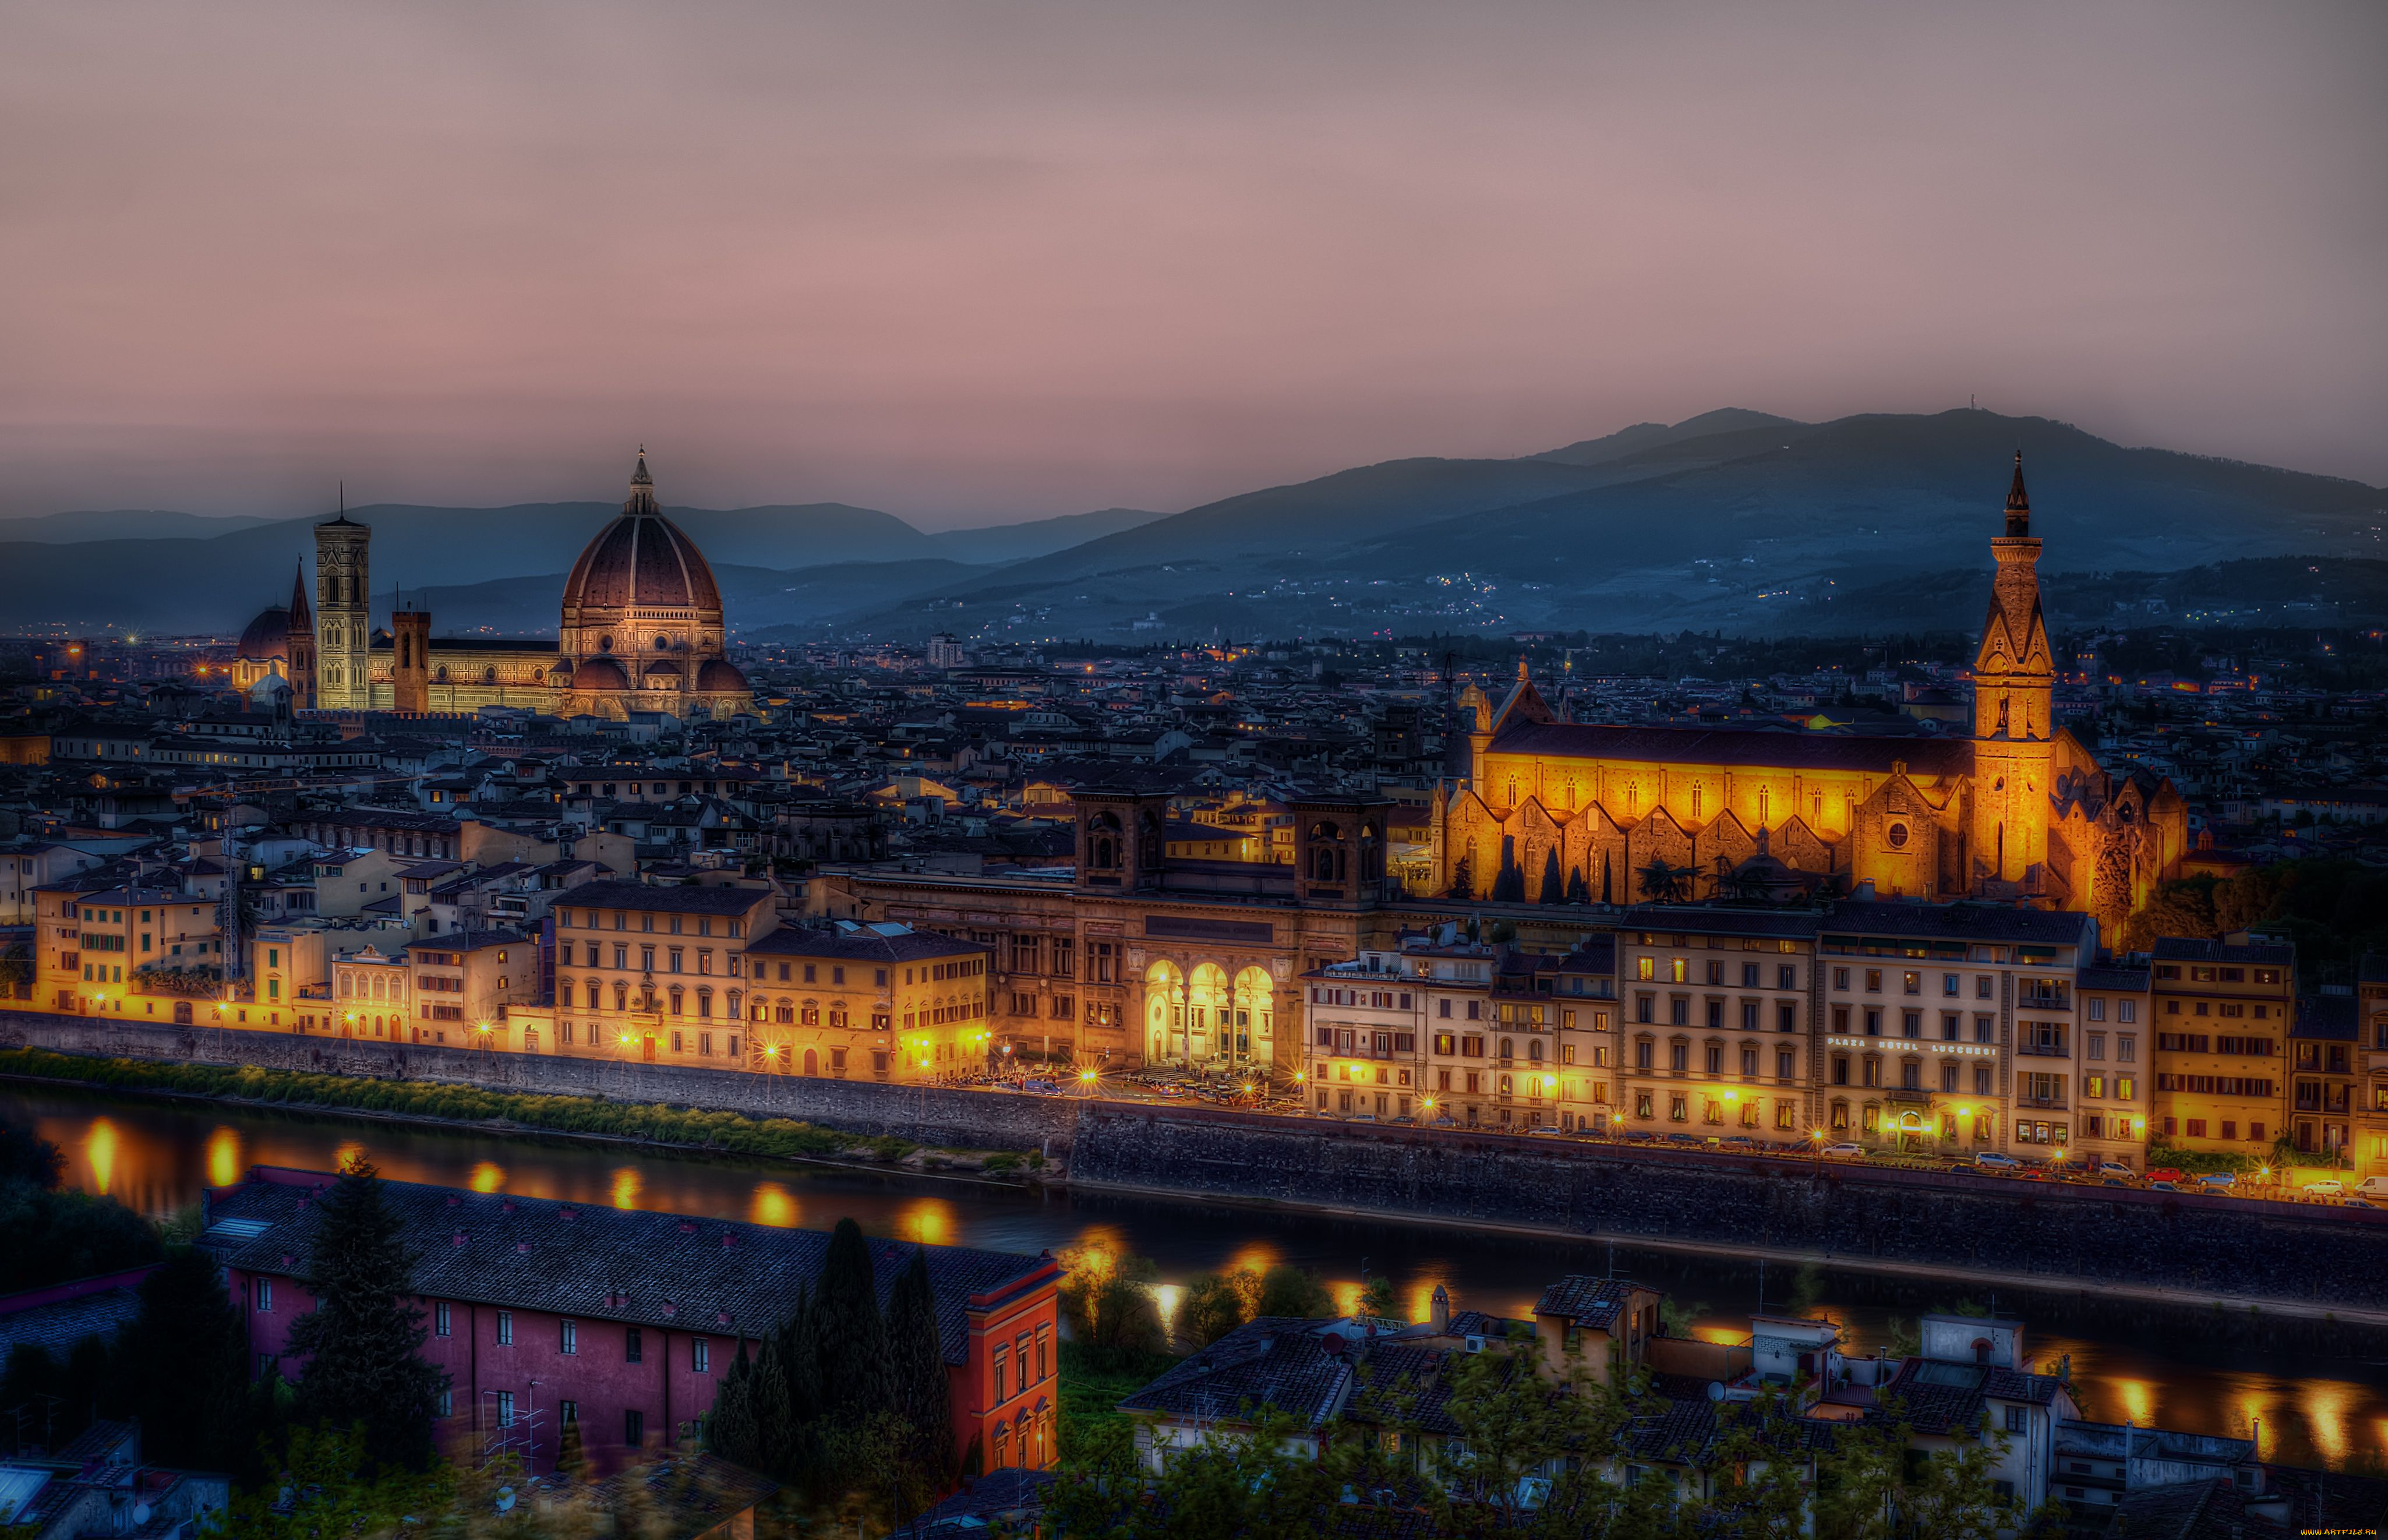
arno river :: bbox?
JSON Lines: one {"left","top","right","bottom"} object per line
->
{"left": 11, "top": 1085, "right": 2387, "bottom": 1471}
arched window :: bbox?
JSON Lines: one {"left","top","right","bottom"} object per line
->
{"left": 1528, "top": 1039, "right": 1545, "bottom": 1064}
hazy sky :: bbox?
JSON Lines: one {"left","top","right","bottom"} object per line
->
{"left": 4, "top": 1, "right": 2383, "bottom": 527}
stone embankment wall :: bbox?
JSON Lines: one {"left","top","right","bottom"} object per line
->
{"left": 9, "top": 1009, "right": 2385, "bottom": 1308}
{"left": 0, "top": 1011, "right": 1077, "bottom": 1155}
{"left": 1066, "top": 1106, "right": 2388, "bottom": 1309}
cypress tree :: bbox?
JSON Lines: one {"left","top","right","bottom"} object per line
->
{"left": 750, "top": 1331, "right": 799, "bottom": 1481}
{"left": 812, "top": 1218, "right": 889, "bottom": 1421}
{"left": 108, "top": 1246, "right": 253, "bottom": 1472}
{"left": 1539, "top": 848, "right": 1564, "bottom": 904}
{"left": 705, "top": 1338, "right": 759, "bottom": 1468}
{"left": 281, "top": 1158, "right": 447, "bottom": 1471}
{"left": 1565, "top": 867, "right": 1591, "bottom": 904}
{"left": 886, "top": 1248, "right": 956, "bottom": 1490}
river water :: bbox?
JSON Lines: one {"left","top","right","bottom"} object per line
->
{"left": 10, "top": 1085, "right": 2386, "bottom": 1472}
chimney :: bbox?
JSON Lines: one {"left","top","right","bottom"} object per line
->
{"left": 1430, "top": 1283, "right": 1451, "bottom": 1335}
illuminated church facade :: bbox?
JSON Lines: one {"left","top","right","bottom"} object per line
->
{"left": 232, "top": 453, "right": 751, "bottom": 721}
{"left": 1430, "top": 457, "right": 2187, "bottom": 931}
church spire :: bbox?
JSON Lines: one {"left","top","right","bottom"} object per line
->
{"left": 288, "top": 563, "right": 311, "bottom": 626}
{"left": 2004, "top": 450, "right": 2030, "bottom": 538}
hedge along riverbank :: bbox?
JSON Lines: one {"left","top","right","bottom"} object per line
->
{"left": 0, "top": 1048, "right": 921, "bottom": 1165}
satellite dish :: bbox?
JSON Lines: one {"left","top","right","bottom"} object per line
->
{"left": 1707, "top": 1381, "right": 1725, "bottom": 1402}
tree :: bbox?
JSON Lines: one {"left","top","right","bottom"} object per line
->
{"left": 1539, "top": 848, "right": 1564, "bottom": 905}
{"left": 1057, "top": 1241, "right": 1165, "bottom": 1364}
{"left": 1490, "top": 852, "right": 1527, "bottom": 904}
{"left": 1447, "top": 853, "right": 1474, "bottom": 899}
{"left": 1358, "top": 1272, "right": 1399, "bottom": 1321}
{"left": 0, "top": 1121, "right": 63, "bottom": 1188}
{"left": 108, "top": 1246, "right": 253, "bottom": 1473}
{"left": 705, "top": 1337, "right": 760, "bottom": 1468}
{"left": 886, "top": 1248, "right": 956, "bottom": 1495}
{"left": 1637, "top": 859, "right": 1694, "bottom": 905}
{"left": 1565, "top": 867, "right": 1591, "bottom": 905}
{"left": 281, "top": 1157, "right": 448, "bottom": 1471}
{"left": 1252, "top": 1264, "right": 1333, "bottom": 1320}
{"left": 1181, "top": 1271, "right": 1250, "bottom": 1347}
{"left": 812, "top": 1218, "right": 891, "bottom": 1423}
{"left": 222, "top": 1424, "right": 450, "bottom": 1540}
{"left": 0, "top": 1181, "right": 161, "bottom": 1293}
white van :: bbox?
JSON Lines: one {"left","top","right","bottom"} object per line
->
{"left": 2354, "top": 1175, "right": 2388, "bottom": 1199}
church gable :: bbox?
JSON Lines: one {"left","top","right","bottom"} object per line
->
{"left": 1624, "top": 803, "right": 1695, "bottom": 901}
{"left": 1693, "top": 808, "right": 1758, "bottom": 888}
{"left": 1769, "top": 814, "right": 1839, "bottom": 878}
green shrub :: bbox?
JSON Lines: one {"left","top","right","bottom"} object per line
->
{"left": 0, "top": 1048, "right": 916, "bottom": 1164}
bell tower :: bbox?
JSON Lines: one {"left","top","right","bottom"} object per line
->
{"left": 1970, "top": 453, "right": 2054, "bottom": 885}
{"left": 314, "top": 511, "right": 372, "bottom": 712}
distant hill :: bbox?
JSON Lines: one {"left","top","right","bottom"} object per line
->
{"left": 843, "top": 408, "right": 2387, "bottom": 640}
{"left": 0, "top": 509, "right": 275, "bottom": 543}
{"left": 2, "top": 408, "right": 2378, "bottom": 638}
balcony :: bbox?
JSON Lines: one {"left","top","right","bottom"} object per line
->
{"left": 1884, "top": 1087, "right": 1934, "bottom": 1105}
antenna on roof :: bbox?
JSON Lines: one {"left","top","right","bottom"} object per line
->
{"left": 340, "top": 480, "right": 345, "bottom": 516}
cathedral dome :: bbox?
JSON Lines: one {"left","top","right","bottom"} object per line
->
{"left": 560, "top": 452, "right": 723, "bottom": 614}
{"left": 236, "top": 605, "right": 296, "bottom": 659}
{"left": 695, "top": 659, "right": 749, "bottom": 693}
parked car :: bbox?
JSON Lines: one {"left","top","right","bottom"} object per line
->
{"left": 1973, "top": 1152, "right": 2022, "bottom": 1170}
{"left": 2357, "top": 1176, "right": 2388, "bottom": 1199}
{"left": 2302, "top": 1179, "right": 2346, "bottom": 1198}
{"left": 1022, "top": 1078, "right": 1059, "bottom": 1095}
{"left": 1527, "top": 1126, "right": 1566, "bottom": 1138}
{"left": 2096, "top": 1161, "right": 2136, "bottom": 1180}
{"left": 1821, "top": 1142, "right": 1865, "bottom": 1159}
{"left": 2147, "top": 1179, "right": 2181, "bottom": 1192}
{"left": 2144, "top": 1167, "right": 2184, "bottom": 1185}
{"left": 2196, "top": 1172, "right": 2237, "bottom": 1191}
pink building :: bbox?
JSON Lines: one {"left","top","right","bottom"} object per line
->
{"left": 200, "top": 1167, "right": 1061, "bottom": 1475}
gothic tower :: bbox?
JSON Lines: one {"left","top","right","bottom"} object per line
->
{"left": 391, "top": 607, "right": 430, "bottom": 716}
{"left": 314, "top": 514, "right": 371, "bottom": 711}
{"left": 284, "top": 565, "right": 316, "bottom": 709}
{"left": 1969, "top": 453, "right": 2054, "bottom": 885}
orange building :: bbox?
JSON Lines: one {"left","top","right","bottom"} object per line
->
{"left": 1432, "top": 457, "right": 2187, "bottom": 931}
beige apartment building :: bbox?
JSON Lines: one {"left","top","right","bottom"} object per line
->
{"left": 2073, "top": 960, "right": 2152, "bottom": 1170}
{"left": 2148, "top": 938, "right": 2294, "bottom": 1157}
{"left": 1814, "top": 904, "right": 2095, "bottom": 1158}
{"left": 744, "top": 921, "right": 993, "bottom": 1083}
{"left": 1615, "top": 909, "right": 1817, "bottom": 1143}
{"left": 549, "top": 879, "right": 780, "bottom": 1064}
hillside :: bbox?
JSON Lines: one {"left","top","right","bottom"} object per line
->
{"left": 1, "top": 408, "right": 2376, "bottom": 640}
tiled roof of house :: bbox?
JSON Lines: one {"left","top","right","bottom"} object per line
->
{"left": 747, "top": 924, "right": 991, "bottom": 964}
{"left": 1489, "top": 722, "right": 1973, "bottom": 778}
{"left": 200, "top": 1170, "right": 1050, "bottom": 1368}
{"left": 0, "top": 1280, "right": 148, "bottom": 1363}
{"left": 1869, "top": 1357, "right": 2063, "bottom": 1437}
{"left": 1823, "top": 901, "right": 2091, "bottom": 944}
{"left": 555, "top": 879, "right": 775, "bottom": 916}
{"left": 2151, "top": 937, "right": 2295, "bottom": 965}
{"left": 1532, "top": 1276, "right": 1647, "bottom": 1331}
{"left": 1115, "top": 1318, "right": 1353, "bottom": 1428}
{"left": 2292, "top": 994, "right": 2359, "bottom": 1040}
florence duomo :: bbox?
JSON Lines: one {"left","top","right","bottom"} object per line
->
{"left": 228, "top": 450, "right": 753, "bottom": 721}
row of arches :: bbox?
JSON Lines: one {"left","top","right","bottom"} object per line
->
{"left": 1143, "top": 960, "right": 1275, "bottom": 1068}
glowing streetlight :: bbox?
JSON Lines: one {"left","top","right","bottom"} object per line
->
{"left": 1542, "top": 1075, "right": 1558, "bottom": 1092}
{"left": 1078, "top": 1069, "right": 1097, "bottom": 1084}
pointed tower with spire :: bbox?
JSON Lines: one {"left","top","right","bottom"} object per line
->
{"left": 285, "top": 564, "right": 317, "bottom": 709}
{"left": 1970, "top": 451, "right": 2054, "bottom": 885}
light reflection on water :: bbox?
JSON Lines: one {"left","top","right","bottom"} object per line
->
{"left": 10, "top": 1085, "right": 2386, "bottom": 1471}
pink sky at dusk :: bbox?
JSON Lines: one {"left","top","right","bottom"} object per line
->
{"left": 3, "top": 1, "right": 2383, "bottom": 527}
